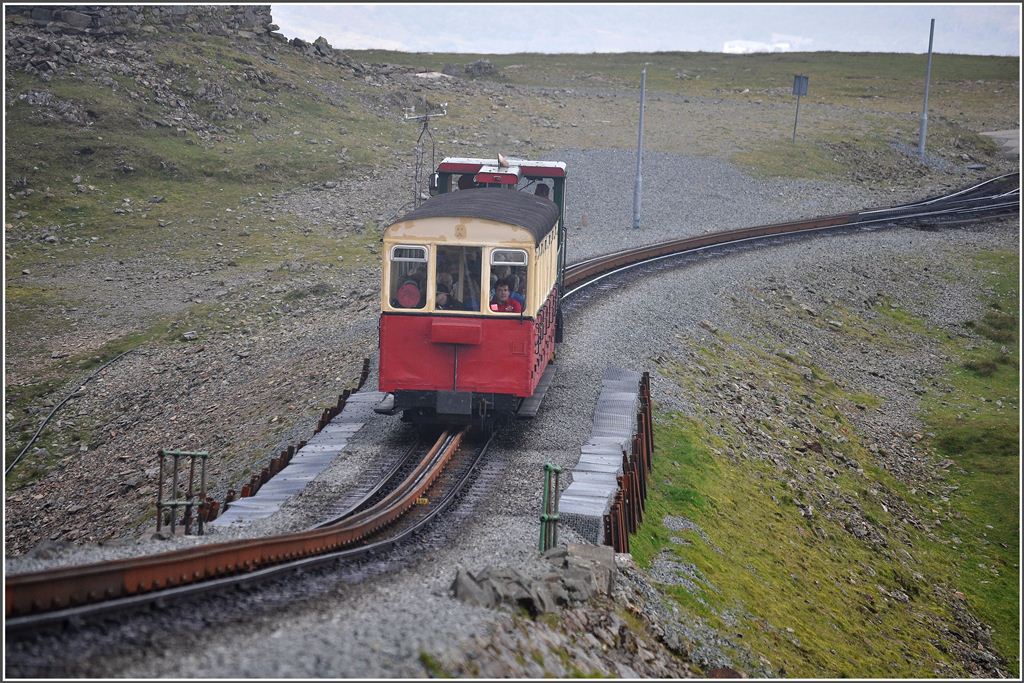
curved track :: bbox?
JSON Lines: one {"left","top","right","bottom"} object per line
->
{"left": 6, "top": 429, "right": 493, "bottom": 634}
{"left": 5, "top": 172, "right": 1017, "bottom": 636}
{"left": 562, "top": 172, "right": 1018, "bottom": 296}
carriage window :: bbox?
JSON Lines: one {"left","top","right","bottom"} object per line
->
{"left": 489, "top": 249, "right": 528, "bottom": 313}
{"left": 389, "top": 245, "right": 427, "bottom": 309}
{"left": 435, "top": 245, "right": 482, "bottom": 312}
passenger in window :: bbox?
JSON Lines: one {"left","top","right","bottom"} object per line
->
{"left": 490, "top": 279, "right": 522, "bottom": 313}
{"left": 409, "top": 265, "right": 427, "bottom": 289}
{"left": 440, "top": 261, "right": 461, "bottom": 294}
{"left": 457, "top": 174, "right": 480, "bottom": 191}
{"left": 465, "top": 255, "right": 483, "bottom": 307}
{"left": 534, "top": 183, "right": 551, "bottom": 199}
{"left": 437, "top": 272, "right": 454, "bottom": 293}
{"left": 489, "top": 266, "right": 510, "bottom": 300}
{"left": 395, "top": 278, "right": 423, "bottom": 308}
{"left": 435, "top": 283, "right": 464, "bottom": 311}
{"left": 509, "top": 273, "right": 526, "bottom": 308}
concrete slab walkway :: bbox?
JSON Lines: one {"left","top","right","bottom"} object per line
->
{"left": 979, "top": 129, "right": 1020, "bottom": 158}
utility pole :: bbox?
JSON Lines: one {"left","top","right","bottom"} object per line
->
{"left": 918, "top": 18, "right": 935, "bottom": 161}
{"left": 632, "top": 64, "right": 647, "bottom": 230}
{"left": 404, "top": 100, "right": 447, "bottom": 208}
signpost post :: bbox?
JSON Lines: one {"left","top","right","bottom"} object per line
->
{"left": 792, "top": 74, "right": 809, "bottom": 143}
{"left": 918, "top": 19, "right": 935, "bottom": 161}
{"left": 632, "top": 65, "right": 647, "bottom": 230}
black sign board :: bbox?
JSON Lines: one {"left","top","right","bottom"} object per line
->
{"left": 792, "top": 74, "right": 809, "bottom": 97}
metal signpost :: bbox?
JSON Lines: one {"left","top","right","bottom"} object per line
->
{"left": 632, "top": 65, "right": 647, "bottom": 230}
{"left": 918, "top": 19, "right": 935, "bottom": 161}
{"left": 792, "top": 74, "right": 809, "bottom": 143}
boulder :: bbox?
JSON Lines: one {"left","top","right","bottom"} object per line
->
{"left": 567, "top": 543, "right": 616, "bottom": 594}
{"left": 464, "top": 59, "right": 497, "bottom": 78}
{"left": 450, "top": 567, "right": 497, "bottom": 608}
{"left": 58, "top": 10, "right": 94, "bottom": 29}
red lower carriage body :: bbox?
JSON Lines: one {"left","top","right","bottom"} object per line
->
{"left": 379, "top": 291, "right": 558, "bottom": 426}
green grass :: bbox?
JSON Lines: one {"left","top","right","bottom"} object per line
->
{"left": 642, "top": 247, "right": 1019, "bottom": 676}
{"left": 733, "top": 139, "right": 846, "bottom": 179}
{"left": 418, "top": 651, "right": 450, "bottom": 678}
{"left": 349, "top": 49, "right": 1018, "bottom": 119}
{"left": 351, "top": 50, "right": 1019, "bottom": 91}
{"left": 635, "top": 416, "right": 967, "bottom": 678}
{"left": 5, "top": 33, "right": 390, "bottom": 491}
{"left": 4, "top": 33, "right": 408, "bottom": 272}
{"left": 342, "top": 48, "right": 1017, "bottom": 184}
{"left": 918, "top": 250, "right": 1019, "bottom": 668}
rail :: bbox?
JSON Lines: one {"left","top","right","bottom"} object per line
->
{"left": 6, "top": 428, "right": 469, "bottom": 622}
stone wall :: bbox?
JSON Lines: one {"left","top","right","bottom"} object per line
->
{"left": 5, "top": 5, "right": 277, "bottom": 38}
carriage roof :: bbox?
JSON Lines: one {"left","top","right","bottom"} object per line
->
{"left": 389, "top": 188, "right": 560, "bottom": 245}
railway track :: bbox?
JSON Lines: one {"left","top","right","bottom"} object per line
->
{"left": 5, "top": 172, "right": 1017, "bottom": 637}
{"left": 562, "top": 171, "right": 1019, "bottom": 295}
{"left": 6, "top": 428, "right": 493, "bottom": 634}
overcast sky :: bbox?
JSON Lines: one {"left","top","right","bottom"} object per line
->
{"left": 270, "top": 3, "right": 1021, "bottom": 56}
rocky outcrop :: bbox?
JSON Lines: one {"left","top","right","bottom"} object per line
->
{"left": 444, "top": 544, "right": 699, "bottom": 677}
{"left": 5, "top": 5, "right": 275, "bottom": 38}
{"left": 451, "top": 543, "right": 616, "bottom": 615}
{"left": 286, "top": 35, "right": 357, "bottom": 70}
{"left": 441, "top": 59, "right": 499, "bottom": 79}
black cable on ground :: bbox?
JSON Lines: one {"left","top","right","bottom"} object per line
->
{"left": 5, "top": 349, "right": 136, "bottom": 476}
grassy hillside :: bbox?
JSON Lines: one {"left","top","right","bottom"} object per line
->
{"left": 3, "top": 19, "right": 1018, "bottom": 679}
{"left": 7, "top": 40, "right": 1017, "bottom": 285}
{"left": 353, "top": 49, "right": 1019, "bottom": 118}
{"left": 351, "top": 49, "right": 1018, "bottom": 178}
{"left": 6, "top": 33, "right": 402, "bottom": 267}
{"left": 631, "top": 245, "right": 1019, "bottom": 677}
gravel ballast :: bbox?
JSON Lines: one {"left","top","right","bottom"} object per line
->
{"left": 6, "top": 144, "right": 1017, "bottom": 677}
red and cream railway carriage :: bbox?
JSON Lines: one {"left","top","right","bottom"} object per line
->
{"left": 377, "top": 157, "right": 568, "bottom": 428}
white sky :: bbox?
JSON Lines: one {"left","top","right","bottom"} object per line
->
{"left": 270, "top": 3, "right": 1021, "bottom": 56}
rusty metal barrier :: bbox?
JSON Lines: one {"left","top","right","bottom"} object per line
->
{"left": 156, "top": 450, "right": 208, "bottom": 536}
{"left": 602, "top": 371, "right": 654, "bottom": 553}
{"left": 6, "top": 428, "right": 465, "bottom": 619}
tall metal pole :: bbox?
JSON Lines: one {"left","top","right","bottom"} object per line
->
{"left": 918, "top": 18, "right": 935, "bottom": 161}
{"left": 632, "top": 65, "right": 647, "bottom": 230}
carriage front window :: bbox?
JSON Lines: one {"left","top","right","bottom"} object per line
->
{"left": 435, "top": 245, "right": 482, "bottom": 312}
{"left": 389, "top": 245, "right": 427, "bottom": 309}
{"left": 490, "top": 249, "right": 528, "bottom": 313}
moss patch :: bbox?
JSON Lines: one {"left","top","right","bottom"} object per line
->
{"left": 733, "top": 139, "right": 846, "bottom": 180}
{"left": 639, "top": 413, "right": 976, "bottom": 677}
{"left": 640, "top": 247, "right": 1020, "bottom": 675}
{"left": 418, "top": 651, "right": 450, "bottom": 678}
{"left": 917, "top": 250, "right": 1019, "bottom": 669}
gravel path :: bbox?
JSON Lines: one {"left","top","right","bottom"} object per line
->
{"left": 6, "top": 145, "right": 1016, "bottom": 677}
{"left": 554, "top": 147, "right": 889, "bottom": 262}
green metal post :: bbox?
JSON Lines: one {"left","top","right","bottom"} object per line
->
{"left": 539, "top": 466, "right": 551, "bottom": 552}
{"left": 539, "top": 463, "right": 563, "bottom": 552}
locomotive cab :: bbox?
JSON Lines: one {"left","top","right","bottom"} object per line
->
{"left": 377, "top": 157, "right": 568, "bottom": 429}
